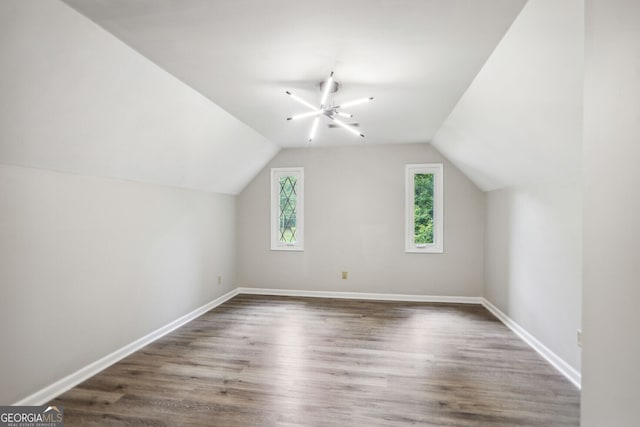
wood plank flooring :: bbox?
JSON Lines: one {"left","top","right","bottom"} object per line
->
{"left": 50, "top": 295, "right": 580, "bottom": 426}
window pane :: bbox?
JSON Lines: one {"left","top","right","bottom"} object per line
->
{"left": 414, "top": 173, "right": 434, "bottom": 244}
{"left": 279, "top": 176, "right": 297, "bottom": 243}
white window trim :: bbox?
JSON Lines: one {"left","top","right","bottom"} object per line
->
{"left": 405, "top": 163, "right": 444, "bottom": 253}
{"left": 271, "top": 167, "right": 304, "bottom": 251}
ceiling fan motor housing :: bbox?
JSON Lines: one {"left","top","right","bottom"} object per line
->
{"left": 319, "top": 79, "right": 339, "bottom": 94}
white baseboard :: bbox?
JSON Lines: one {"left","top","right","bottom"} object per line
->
{"left": 14, "top": 288, "right": 239, "bottom": 406}
{"left": 481, "top": 298, "right": 581, "bottom": 389}
{"left": 236, "top": 287, "right": 483, "bottom": 304}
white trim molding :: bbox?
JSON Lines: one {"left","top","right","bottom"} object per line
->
{"left": 481, "top": 298, "right": 581, "bottom": 389}
{"left": 14, "top": 288, "right": 239, "bottom": 406}
{"left": 405, "top": 163, "right": 444, "bottom": 253}
{"left": 237, "top": 287, "right": 482, "bottom": 304}
{"left": 270, "top": 167, "right": 304, "bottom": 251}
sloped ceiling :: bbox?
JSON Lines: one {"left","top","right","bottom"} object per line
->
{"left": 0, "top": 0, "right": 278, "bottom": 195}
{"left": 62, "top": 0, "right": 526, "bottom": 147}
{"left": 2, "top": 0, "right": 582, "bottom": 195}
{"left": 432, "top": 0, "right": 584, "bottom": 191}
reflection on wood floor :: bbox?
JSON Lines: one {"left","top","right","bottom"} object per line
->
{"left": 51, "top": 294, "right": 580, "bottom": 426}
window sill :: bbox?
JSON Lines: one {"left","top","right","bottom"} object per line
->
{"left": 406, "top": 247, "right": 443, "bottom": 254}
{"left": 271, "top": 246, "right": 304, "bottom": 252}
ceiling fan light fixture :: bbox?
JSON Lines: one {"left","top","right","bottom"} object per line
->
{"left": 286, "top": 91, "right": 317, "bottom": 111}
{"left": 319, "top": 71, "right": 334, "bottom": 107}
{"left": 328, "top": 115, "right": 365, "bottom": 138}
{"left": 309, "top": 116, "right": 320, "bottom": 142}
{"left": 286, "top": 71, "right": 372, "bottom": 143}
{"left": 335, "top": 97, "right": 374, "bottom": 109}
{"left": 287, "top": 110, "right": 322, "bottom": 121}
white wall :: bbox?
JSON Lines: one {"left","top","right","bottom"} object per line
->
{"left": 0, "top": 164, "right": 236, "bottom": 404}
{"left": 0, "top": 0, "right": 253, "bottom": 404}
{"left": 433, "top": 0, "right": 584, "bottom": 379}
{"left": 485, "top": 182, "right": 582, "bottom": 373}
{"left": 0, "top": 0, "right": 278, "bottom": 195}
{"left": 582, "top": 0, "right": 640, "bottom": 424}
{"left": 237, "top": 143, "right": 484, "bottom": 296}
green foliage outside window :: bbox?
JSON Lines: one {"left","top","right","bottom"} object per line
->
{"left": 414, "top": 173, "right": 434, "bottom": 244}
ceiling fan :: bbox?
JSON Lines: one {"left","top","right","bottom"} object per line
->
{"left": 286, "top": 71, "right": 374, "bottom": 143}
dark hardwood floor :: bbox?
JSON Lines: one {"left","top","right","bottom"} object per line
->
{"left": 51, "top": 295, "right": 580, "bottom": 426}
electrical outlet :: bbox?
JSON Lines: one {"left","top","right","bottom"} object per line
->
{"left": 341, "top": 271, "right": 348, "bottom": 280}
{"left": 577, "top": 329, "right": 582, "bottom": 348}
{"left": 217, "top": 276, "right": 222, "bottom": 285}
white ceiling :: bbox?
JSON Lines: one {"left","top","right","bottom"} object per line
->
{"left": 432, "top": 0, "right": 583, "bottom": 191}
{"left": 63, "top": 0, "right": 527, "bottom": 148}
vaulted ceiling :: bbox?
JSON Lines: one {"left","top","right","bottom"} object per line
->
{"left": 62, "top": 0, "right": 527, "bottom": 147}
{"left": 433, "top": 0, "right": 583, "bottom": 191}
{"left": 2, "top": 0, "right": 584, "bottom": 194}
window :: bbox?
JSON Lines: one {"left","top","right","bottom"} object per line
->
{"left": 271, "top": 167, "right": 304, "bottom": 251}
{"left": 405, "top": 164, "right": 443, "bottom": 253}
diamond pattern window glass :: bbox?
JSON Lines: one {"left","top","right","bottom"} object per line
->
{"left": 406, "top": 164, "right": 443, "bottom": 253}
{"left": 271, "top": 167, "right": 304, "bottom": 251}
{"left": 279, "top": 176, "right": 297, "bottom": 243}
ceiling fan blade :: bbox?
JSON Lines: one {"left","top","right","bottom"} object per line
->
{"left": 328, "top": 123, "right": 360, "bottom": 128}
{"left": 335, "top": 111, "right": 353, "bottom": 118}
{"left": 328, "top": 116, "right": 365, "bottom": 138}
